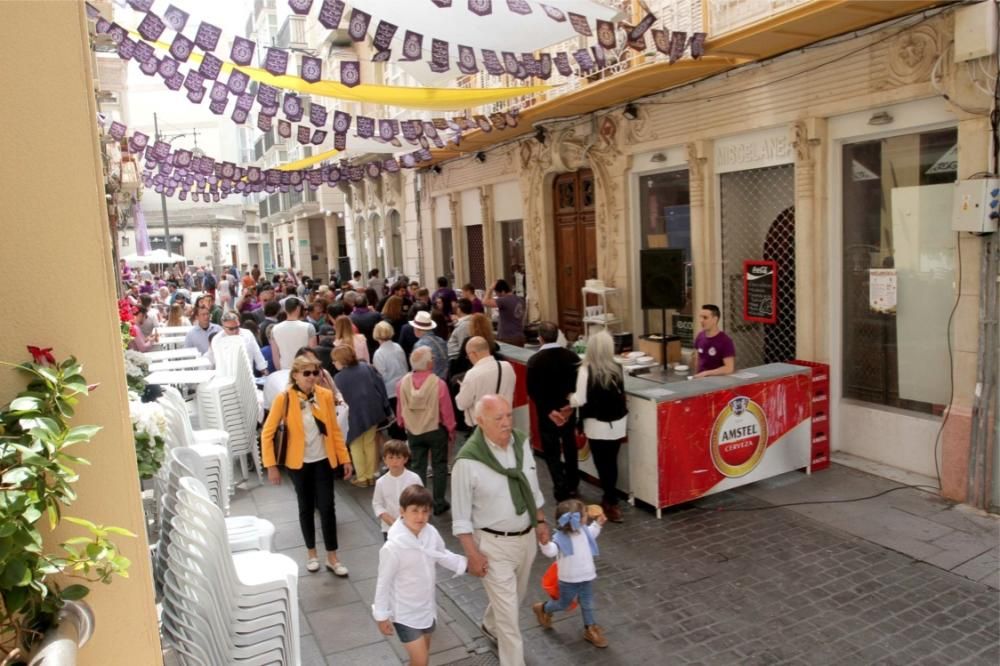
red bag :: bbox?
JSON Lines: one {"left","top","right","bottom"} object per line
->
{"left": 541, "top": 562, "right": 577, "bottom": 610}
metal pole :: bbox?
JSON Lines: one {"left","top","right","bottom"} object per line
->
{"left": 153, "top": 112, "right": 172, "bottom": 257}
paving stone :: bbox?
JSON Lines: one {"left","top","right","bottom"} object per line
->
{"left": 324, "top": 640, "right": 402, "bottom": 665}
{"left": 307, "top": 601, "right": 385, "bottom": 654}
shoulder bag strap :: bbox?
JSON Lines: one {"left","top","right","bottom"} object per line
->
{"left": 495, "top": 358, "right": 503, "bottom": 394}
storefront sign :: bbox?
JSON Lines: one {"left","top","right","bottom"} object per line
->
{"left": 743, "top": 260, "right": 777, "bottom": 323}
{"left": 714, "top": 127, "right": 794, "bottom": 173}
{"left": 868, "top": 268, "right": 897, "bottom": 314}
{"left": 672, "top": 313, "right": 694, "bottom": 345}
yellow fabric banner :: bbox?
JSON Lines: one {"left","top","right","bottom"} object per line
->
{"left": 277, "top": 148, "right": 339, "bottom": 171}
{"left": 137, "top": 34, "right": 550, "bottom": 111}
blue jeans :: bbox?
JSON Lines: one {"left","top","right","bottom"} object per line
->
{"left": 543, "top": 579, "right": 596, "bottom": 626}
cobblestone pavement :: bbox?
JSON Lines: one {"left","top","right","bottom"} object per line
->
{"left": 232, "top": 460, "right": 999, "bottom": 665}
{"left": 432, "top": 466, "right": 1000, "bottom": 666}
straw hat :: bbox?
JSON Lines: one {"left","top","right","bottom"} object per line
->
{"left": 411, "top": 310, "right": 437, "bottom": 331}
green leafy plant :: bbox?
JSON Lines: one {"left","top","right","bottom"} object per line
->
{"left": 0, "top": 347, "right": 134, "bottom": 664}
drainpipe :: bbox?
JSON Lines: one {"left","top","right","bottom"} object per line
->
{"left": 28, "top": 600, "right": 95, "bottom": 666}
{"left": 414, "top": 171, "right": 425, "bottom": 282}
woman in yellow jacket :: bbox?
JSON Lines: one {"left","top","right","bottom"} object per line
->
{"left": 262, "top": 354, "right": 354, "bottom": 576}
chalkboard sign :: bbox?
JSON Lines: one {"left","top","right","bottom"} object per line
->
{"left": 743, "top": 260, "right": 777, "bottom": 324}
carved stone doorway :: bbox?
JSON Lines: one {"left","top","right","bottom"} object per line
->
{"left": 552, "top": 169, "right": 596, "bottom": 339}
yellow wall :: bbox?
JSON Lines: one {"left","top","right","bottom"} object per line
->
{"left": 0, "top": 2, "right": 161, "bottom": 663}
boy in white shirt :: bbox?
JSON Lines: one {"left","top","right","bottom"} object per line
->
{"left": 372, "top": 485, "right": 467, "bottom": 666}
{"left": 372, "top": 440, "right": 423, "bottom": 541}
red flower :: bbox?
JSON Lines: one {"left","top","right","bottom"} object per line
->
{"left": 27, "top": 346, "right": 56, "bottom": 366}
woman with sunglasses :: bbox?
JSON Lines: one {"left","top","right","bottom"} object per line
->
{"left": 262, "top": 354, "right": 354, "bottom": 576}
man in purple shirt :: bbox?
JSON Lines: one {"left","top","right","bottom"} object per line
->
{"left": 693, "top": 304, "right": 736, "bottom": 378}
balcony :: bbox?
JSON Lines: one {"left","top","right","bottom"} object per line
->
{"left": 276, "top": 15, "right": 306, "bottom": 50}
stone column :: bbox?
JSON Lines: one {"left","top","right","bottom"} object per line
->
{"left": 687, "top": 140, "right": 715, "bottom": 311}
{"left": 792, "top": 118, "right": 828, "bottom": 360}
{"left": 517, "top": 141, "right": 556, "bottom": 322}
{"left": 324, "top": 212, "right": 338, "bottom": 281}
{"left": 480, "top": 184, "right": 497, "bottom": 287}
{"left": 448, "top": 192, "right": 465, "bottom": 284}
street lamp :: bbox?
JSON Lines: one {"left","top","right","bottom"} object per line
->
{"left": 152, "top": 111, "right": 200, "bottom": 259}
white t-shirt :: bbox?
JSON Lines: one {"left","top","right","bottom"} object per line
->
{"left": 270, "top": 320, "right": 316, "bottom": 370}
{"left": 371, "top": 469, "right": 423, "bottom": 533}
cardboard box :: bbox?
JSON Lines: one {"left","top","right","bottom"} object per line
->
{"left": 639, "top": 335, "right": 683, "bottom": 364}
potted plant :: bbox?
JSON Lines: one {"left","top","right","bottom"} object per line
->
{"left": 0, "top": 347, "right": 133, "bottom": 664}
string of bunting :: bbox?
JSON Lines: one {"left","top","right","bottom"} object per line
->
{"left": 89, "top": 4, "right": 522, "bottom": 149}
{"left": 104, "top": 119, "right": 433, "bottom": 205}
{"left": 287, "top": 0, "right": 707, "bottom": 72}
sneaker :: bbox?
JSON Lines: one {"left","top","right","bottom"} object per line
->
{"left": 532, "top": 602, "right": 553, "bottom": 630}
{"left": 583, "top": 624, "right": 608, "bottom": 648}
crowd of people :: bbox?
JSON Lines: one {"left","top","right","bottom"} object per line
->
{"left": 121, "top": 259, "right": 629, "bottom": 666}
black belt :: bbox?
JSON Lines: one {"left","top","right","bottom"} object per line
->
{"left": 481, "top": 526, "right": 532, "bottom": 537}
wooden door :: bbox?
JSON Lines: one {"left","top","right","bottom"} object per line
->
{"left": 552, "top": 169, "right": 596, "bottom": 339}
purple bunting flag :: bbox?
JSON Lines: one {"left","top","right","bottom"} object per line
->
{"left": 626, "top": 28, "right": 646, "bottom": 52}
{"left": 629, "top": 12, "right": 656, "bottom": 41}
{"left": 333, "top": 132, "right": 346, "bottom": 150}
{"left": 468, "top": 0, "right": 491, "bottom": 16}
{"left": 134, "top": 41, "right": 156, "bottom": 64}
{"left": 288, "top": 0, "right": 313, "bottom": 15}
{"left": 401, "top": 31, "right": 423, "bottom": 61}
{"left": 209, "top": 99, "right": 227, "bottom": 115}
{"left": 96, "top": 18, "right": 110, "bottom": 34}
{"left": 137, "top": 12, "right": 166, "bottom": 41}
{"left": 194, "top": 22, "right": 222, "bottom": 52}
{"left": 522, "top": 53, "right": 540, "bottom": 77}
{"left": 348, "top": 9, "right": 371, "bottom": 41}
{"left": 232, "top": 107, "right": 249, "bottom": 124}
{"left": 309, "top": 103, "right": 327, "bottom": 127}
{"left": 540, "top": 4, "right": 565, "bottom": 21}
{"left": 652, "top": 29, "right": 670, "bottom": 55}
{"left": 109, "top": 121, "right": 126, "bottom": 141}
{"left": 378, "top": 119, "right": 398, "bottom": 141}
{"left": 163, "top": 5, "right": 189, "bottom": 32}
{"left": 401, "top": 120, "right": 419, "bottom": 142}
{"left": 186, "top": 87, "right": 205, "bottom": 104}
{"left": 184, "top": 70, "right": 205, "bottom": 92}
{"left": 235, "top": 92, "right": 254, "bottom": 111}
{"left": 568, "top": 13, "right": 592, "bottom": 36}
{"left": 199, "top": 53, "right": 223, "bottom": 80}
{"left": 130, "top": 131, "right": 149, "bottom": 152}
{"left": 127, "top": 0, "right": 153, "bottom": 11}
{"left": 366, "top": 162, "right": 382, "bottom": 179}
{"left": 283, "top": 95, "right": 304, "bottom": 122}
{"left": 199, "top": 157, "right": 215, "bottom": 176}
{"left": 539, "top": 53, "right": 552, "bottom": 79}
{"left": 689, "top": 32, "right": 707, "bottom": 59}
{"left": 400, "top": 153, "right": 416, "bottom": 168}
{"left": 356, "top": 116, "right": 374, "bottom": 138}
{"left": 169, "top": 34, "right": 194, "bottom": 62}
{"left": 227, "top": 69, "right": 250, "bottom": 95}
{"left": 264, "top": 49, "right": 289, "bottom": 76}
{"left": 297, "top": 125, "right": 311, "bottom": 144}
{"left": 458, "top": 45, "right": 478, "bottom": 74}
{"left": 372, "top": 49, "right": 392, "bottom": 62}
{"left": 328, "top": 165, "right": 341, "bottom": 182}
{"left": 501, "top": 52, "right": 518, "bottom": 75}
{"left": 513, "top": 63, "right": 528, "bottom": 80}
{"left": 431, "top": 0, "right": 452, "bottom": 7}
{"left": 311, "top": 130, "right": 327, "bottom": 145}
{"left": 372, "top": 20, "right": 397, "bottom": 51}
{"left": 117, "top": 36, "right": 136, "bottom": 60}
{"left": 140, "top": 57, "right": 160, "bottom": 76}
{"left": 153, "top": 141, "right": 171, "bottom": 161}
{"left": 422, "top": 121, "right": 439, "bottom": 139}
{"left": 474, "top": 115, "right": 492, "bottom": 132}
{"left": 278, "top": 120, "right": 292, "bottom": 138}
{"left": 669, "top": 30, "right": 687, "bottom": 63}
{"left": 261, "top": 103, "right": 278, "bottom": 117}
{"left": 85, "top": 1, "right": 100, "bottom": 17}
{"left": 340, "top": 61, "right": 360, "bottom": 87}
{"left": 333, "top": 111, "right": 352, "bottom": 134}
{"left": 257, "top": 113, "right": 273, "bottom": 132}
{"left": 430, "top": 39, "right": 450, "bottom": 72}
{"left": 231, "top": 37, "right": 255, "bottom": 66}
{"left": 506, "top": 0, "right": 531, "bottom": 15}
{"left": 107, "top": 23, "right": 126, "bottom": 44}
{"left": 573, "top": 48, "right": 594, "bottom": 72}
{"left": 257, "top": 83, "right": 278, "bottom": 106}
{"left": 591, "top": 45, "right": 606, "bottom": 69}
{"left": 596, "top": 19, "right": 616, "bottom": 49}
{"left": 165, "top": 72, "right": 185, "bottom": 91}
{"left": 301, "top": 55, "right": 322, "bottom": 83}
{"left": 308, "top": 170, "right": 323, "bottom": 186}
{"left": 482, "top": 50, "right": 504, "bottom": 75}
{"left": 246, "top": 167, "right": 261, "bottom": 183}
{"left": 416, "top": 148, "right": 433, "bottom": 162}
{"left": 318, "top": 0, "right": 345, "bottom": 29}
{"left": 384, "top": 158, "right": 400, "bottom": 173}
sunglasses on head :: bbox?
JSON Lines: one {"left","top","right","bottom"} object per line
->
{"left": 300, "top": 370, "right": 320, "bottom": 377}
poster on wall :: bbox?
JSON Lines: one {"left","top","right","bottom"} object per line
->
{"left": 742, "top": 260, "right": 777, "bottom": 324}
{"left": 868, "top": 268, "right": 897, "bottom": 314}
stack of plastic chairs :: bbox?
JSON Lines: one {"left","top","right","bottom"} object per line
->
{"left": 207, "top": 335, "right": 264, "bottom": 481}
{"left": 161, "top": 477, "right": 300, "bottom": 666}
{"left": 158, "top": 390, "right": 231, "bottom": 512}
{"left": 196, "top": 377, "right": 253, "bottom": 487}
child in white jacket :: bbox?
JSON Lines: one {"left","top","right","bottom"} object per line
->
{"left": 372, "top": 484, "right": 467, "bottom": 666}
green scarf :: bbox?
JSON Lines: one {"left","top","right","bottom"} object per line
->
{"left": 455, "top": 427, "right": 537, "bottom": 527}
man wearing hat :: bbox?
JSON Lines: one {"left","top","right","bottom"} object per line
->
{"left": 411, "top": 310, "right": 448, "bottom": 379}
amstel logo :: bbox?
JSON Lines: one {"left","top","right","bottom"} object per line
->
{"left": 710, "top": 396, "right": 769, "bottom": 477}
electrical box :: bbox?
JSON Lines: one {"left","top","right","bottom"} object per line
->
{"left": 952, "top": 179, "right": 1000, "bottom": 233}
{"left": 954, "top": 1, "right": 998, "bottom": 62}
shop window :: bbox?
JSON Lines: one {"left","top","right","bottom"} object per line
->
{"left": 841, "top": 128, "right": 957, "bottom": 414}
{"left": 639, "top": 170, "right": 692, "bottom": 334}
{"left": 499, "top": 219, "right": 526, "bottom": 296}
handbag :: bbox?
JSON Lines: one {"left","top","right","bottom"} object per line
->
{"left": 273, "top": 390, "right": 292, "bottom": 466}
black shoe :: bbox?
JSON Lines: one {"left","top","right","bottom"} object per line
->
{"left": 433, "top": 502, "right": 451, "bottom": 516}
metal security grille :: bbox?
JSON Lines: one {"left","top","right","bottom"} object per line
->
{"left": 720, "top": 164, "right": 796, "bottom": 368}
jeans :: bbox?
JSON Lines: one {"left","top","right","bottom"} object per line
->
{"left": 544, "top": 579, "right": 596, "bottom": 626}
{"left": 286, "top": 460, "right": 338, "bottom": 551}
{"left": 589, "top": 438, "right": 622, "bottom": 506}
{"left": 407, "top": 427, "right": 449, "bottom": 510}
{"left": 539, "top": 414, "right": 579, "bottom": 502}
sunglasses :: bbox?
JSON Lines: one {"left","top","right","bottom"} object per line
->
{"left": 300, "top": 370, "right": 320, "bottom": 377}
